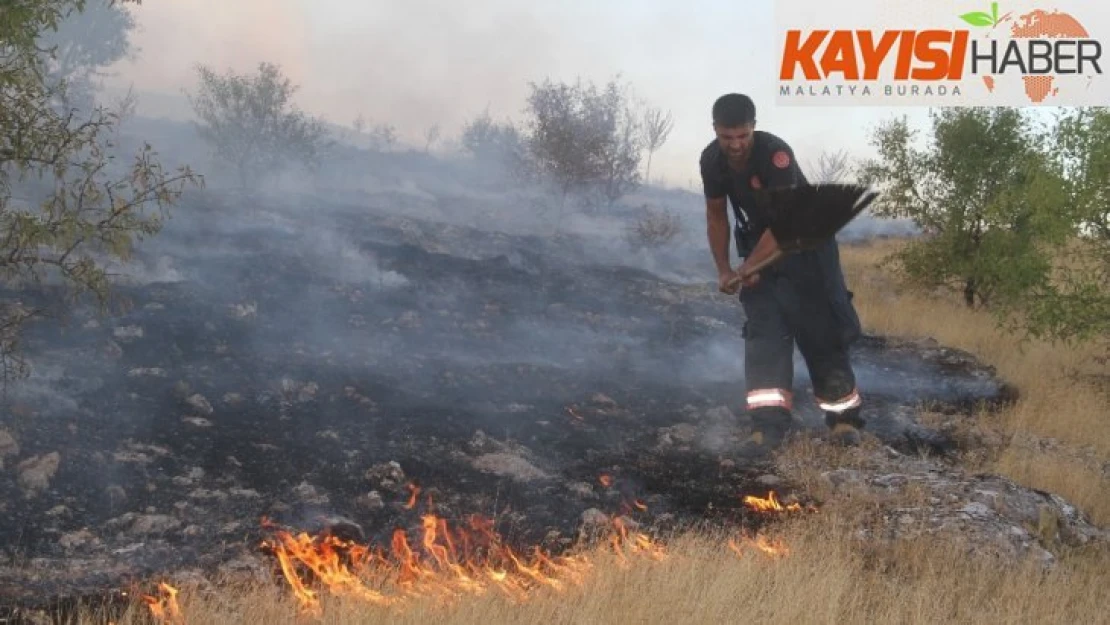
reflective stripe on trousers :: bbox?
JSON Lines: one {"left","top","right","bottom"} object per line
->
{"left": 746, "top": 388, "right": 793, "bottom": 410}
{"left": 816, "top": 387, "right": 861, "bottom": 413}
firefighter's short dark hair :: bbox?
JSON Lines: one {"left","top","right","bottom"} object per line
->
{"left": 712, "top": 93, "right": 756, "bottom": 127}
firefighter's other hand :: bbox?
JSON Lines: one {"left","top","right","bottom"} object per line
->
{"left": 718, "top": 269, "right": 739, "bottom": 294}
{"left": 719, "top": 269, "right": 758, "bottom": 294}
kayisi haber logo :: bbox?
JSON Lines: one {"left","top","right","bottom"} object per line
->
{"left": 776, "top": 2, "right": 1104, "bottom": 105}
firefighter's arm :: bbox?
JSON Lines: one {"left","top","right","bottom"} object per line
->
{"left": 707, "top": 197, "right": 754, "bottom": 293}
{"left": 706, "top": 196, "right": 732, "bottom": 275}
{"left": 701, "top": 155, "right": 741, "bottom": 292}
{"left": 700, "top": 154, "right": 732, "bottom": 273}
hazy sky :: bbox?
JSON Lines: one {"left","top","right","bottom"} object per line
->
{"left": 104, "top": 0, "right": 941, "bottom": 190}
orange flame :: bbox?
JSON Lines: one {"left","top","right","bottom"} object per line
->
{"left": 261, "top": 506, "right": 668, "bottom": 616}
{"left": 742, "top": 491, "right": 804, "bottom": 513}
{"left": 142, "top": 582, "right": 182, "bottom": 624}
{"left": 609, "top": 516, "right": 666, "bottom": 567}
{"left": 728, "top": 533, "right": 791, "bottom": 559}
{"left": 255, "top": 483, "right": 803, "bottom": 617}
{"left": 403, "top": 483, "right": 421, "bottom": 510}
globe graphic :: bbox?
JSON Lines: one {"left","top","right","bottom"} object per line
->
{"left": 979, "top": 9, "right": 1091, "bottom": 103}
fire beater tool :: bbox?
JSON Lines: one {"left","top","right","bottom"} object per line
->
{"left": 729, "top": 183, "right": 879, "bottom": 289}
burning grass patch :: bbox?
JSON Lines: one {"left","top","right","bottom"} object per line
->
{"left": 53, "top": 514, "right": 1110, "bottom": 625}
{"left": 6, "top": 487, "right": 807, "bottom": 624}
{"left": 249, "top": 484, "right": 803, "bottom": 617}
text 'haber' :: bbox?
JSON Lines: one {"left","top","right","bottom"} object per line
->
{"left": 780, "top": 30, "right": 1103, "bottom": 81}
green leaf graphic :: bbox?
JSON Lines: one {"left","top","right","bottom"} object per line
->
{"left": 959, "top": 11, "right": 995, "bottom": 26}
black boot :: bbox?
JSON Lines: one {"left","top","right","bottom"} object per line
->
{"left": 824, "top": 406, "right": 864, "bottom": 447}
{"left": 739, "top": 407, "right": 796, "bottom": 456}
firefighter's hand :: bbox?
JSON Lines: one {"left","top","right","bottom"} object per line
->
{"left": 718, "top": 269, "right": 738, "bottom": 294}
{"left": 719, "top": 269, "right": 759, "bottom": 294}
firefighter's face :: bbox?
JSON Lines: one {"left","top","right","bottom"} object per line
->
{"left": 715, "top": 123, "right": 755, "bottom": 163}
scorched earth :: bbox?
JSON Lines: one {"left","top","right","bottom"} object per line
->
{"left": 0, "top": 186, "right": 1013, "bottom": 609}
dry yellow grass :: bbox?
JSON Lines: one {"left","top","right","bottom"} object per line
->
{"left": 85, "top": 516, "right": 1108, "bottom": 625}
{"left": 63, "top": 236, "right": 1109, "bottom": 624}
{"left": 840, "top": 238, "right": 1110, "bottom": 524}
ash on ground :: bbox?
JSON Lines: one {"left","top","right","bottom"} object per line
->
{"left": 0, "top": 190, "right": 1046, "bottom": 604}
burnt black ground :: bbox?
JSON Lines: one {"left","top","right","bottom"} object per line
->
{"left": 0, "top": 191, "right": 1009, "bottom": 607}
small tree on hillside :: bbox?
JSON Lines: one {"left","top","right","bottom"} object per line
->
{"left": 1054, "top": 108, "right": 1110, "bottom": 260}
{"left": 36, "top": 0, "right": 137, "bottom": 112}
{"left": 858, "top": 107, "right": 1070, "bottom": 312}
{"left": 641, "top": 106, "right": 674, "bottom": 184}
{"left": 187, "top": 62, "right": 330, "bottom": 189}
{"left": 598, "top": 84, "right": 644, "bottom": 205}
{"left": 1, "top": 0, "right": 201, "bottom": 380}
{"left": 523, "top": 76, "right": 643, "bottom": 205}
{"left": 1026, "top": 107, "right": 1110, "bottom": 342}
{"left": 460, "top": 107, "right": 529, "bottom": 176}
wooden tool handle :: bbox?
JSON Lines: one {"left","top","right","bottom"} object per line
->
{"left": 727, "top": 249, "right": 785, "bottom": 289}
{"left": 739, "top": 248, "right": 785, "bottom": 278}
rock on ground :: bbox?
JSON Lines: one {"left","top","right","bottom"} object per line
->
{"left": 778, "top": 439, "right": 1109, "bottom": 566}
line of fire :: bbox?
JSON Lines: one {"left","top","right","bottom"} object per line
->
{"left": 132, "top": 486, "right": 811, "bottom": 620}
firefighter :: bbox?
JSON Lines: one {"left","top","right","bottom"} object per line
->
{"left": 699, "top": 93, "right": 865, "bottom": 453}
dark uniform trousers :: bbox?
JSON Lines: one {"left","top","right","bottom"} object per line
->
{"left": 739, "top": 237, "right": 864, "bottom": 431}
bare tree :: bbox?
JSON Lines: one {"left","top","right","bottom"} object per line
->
{"left": 424, "top": 123, "right": 440, "bottom": 153}
{"left": 808, "top": 148, "right": 854, "bottom": 183}
{"left": 641, "top": 106, "right": 674, "bottom": 184}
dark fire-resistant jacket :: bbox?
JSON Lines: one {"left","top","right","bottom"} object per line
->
{"left": 699, "top": 131, "right": 862, "bottom": 348}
